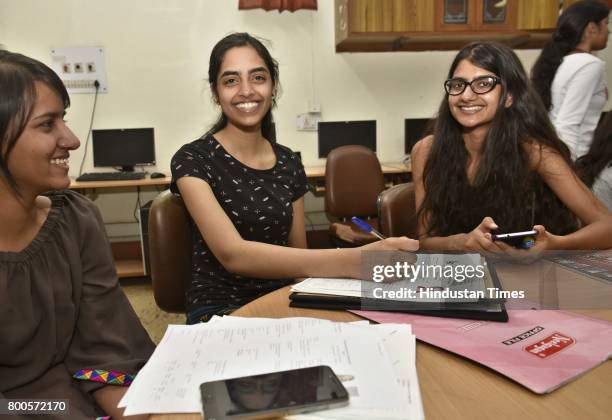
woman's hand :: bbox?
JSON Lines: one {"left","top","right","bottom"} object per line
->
{"left": 462, "top": 217, "right": 503, "bottom": 252}
{"left": 346, "top": 236, "right": 419, "bottom": 280}
{"left": 493, "top": 225, "right": 559, "bottom": 263}
{"left": 361, "top": 236, "right": 420, "bottom": 252}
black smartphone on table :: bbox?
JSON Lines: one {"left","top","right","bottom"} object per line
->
{"left": 492, "top": 230, "right": 538, "bottom": 249}
{"left": 200, "top": 365, "right": 349, "bottom": 420}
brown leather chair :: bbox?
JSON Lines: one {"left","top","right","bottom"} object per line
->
{"left": 325, "top": 145, "right": 385, "bottom": 245}
{"left": 377, "top": 182, "right": 417, "bottom": 238}
{"left": 148, "top": 189, "right": 192, "bottom": 313}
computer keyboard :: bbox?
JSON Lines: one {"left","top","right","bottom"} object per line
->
{"left": 76, "top": 172, "right": 146, "bottom": 182}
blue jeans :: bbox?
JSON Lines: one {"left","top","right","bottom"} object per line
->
{"left": 186, "top": 305, "right": 238, "bottom": 324}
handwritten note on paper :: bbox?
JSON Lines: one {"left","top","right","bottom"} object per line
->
{"left": 290, "top": 324, "right": 423, "bottom": 420}
{"left": 121, "top": 317, "right": 414, "bottom": 418}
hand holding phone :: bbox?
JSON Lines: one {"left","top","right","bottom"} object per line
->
{"left": 491, "top": 230, "right": 538, "bottom": 249}
{"left": 200, "top": 365, "right": 349, "bottom": 419}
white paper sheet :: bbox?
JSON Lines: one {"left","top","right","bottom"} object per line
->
{"left": 289, "top": 324, "right": 424, "bottom": 420}
{"left": 121, "top": 317, "right": 416, "bottom": 417}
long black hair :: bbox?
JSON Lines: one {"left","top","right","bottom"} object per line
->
{"left": 531, "top": 0, "right": 609, "bottom": 110}
{"left": 0, "top": 50, "right": 70, "bottom": 192}
{"left": 419, "top": 42, "right": 577, "bottom": 238}
{"left": 576, "top": 112, "right": 612, "bottom": 187}
{"left": 206, "top": 32, "right": 279, "bottom": 142}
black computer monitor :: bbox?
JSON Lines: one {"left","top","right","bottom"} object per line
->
{"left": 318, "top": 120, "right": 376, "bottom": 158}
{"left": 405, "top": 118, "right": 434, "bottom": 155}
{"left": 92, "top": 128, "right": 156, "bottom": 172}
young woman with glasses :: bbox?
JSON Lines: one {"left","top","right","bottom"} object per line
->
{"left": 531, "top": 0, "right": 609, "bottom": 160}
{"left": 411, "top": 41, "right": 612, "bottom": 254}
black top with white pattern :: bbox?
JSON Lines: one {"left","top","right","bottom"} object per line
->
{"left": 170, "top": 134, "right": 309, "bottom": 313}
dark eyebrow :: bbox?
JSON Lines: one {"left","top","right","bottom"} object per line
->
{"left": 31, "top": 111, "right": 65, "bottom": 121}
{"left": 249, "top": 67, "right": 268, "bottom": 74}
{"left": 220, "top": 67, "right": 269, "bottom": 78}
{"left": 450, "top": 75, "right": 495, "bottom": 81}
{"left": 220, "top": 70, "right": 240, "bottom": 78}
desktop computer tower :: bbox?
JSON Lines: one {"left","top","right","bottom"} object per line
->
{"left": 139, "top": 201, "right": 152, "bottom": 276}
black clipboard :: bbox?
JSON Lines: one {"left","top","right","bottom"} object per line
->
{"left": 289, "top": 258, "right": 509, "bottom": 322}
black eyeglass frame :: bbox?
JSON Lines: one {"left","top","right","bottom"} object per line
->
{"left": 444, "top": 76, "right": 502, "bottom": 96}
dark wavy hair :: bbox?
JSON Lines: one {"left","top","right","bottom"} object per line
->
{"left": 531, "top": 0, "right": 609, "bottom": 110}
{"left": 0, "top": 50, "right": 70, "bottom": 192}
{"left": 418, "top": 42, "right": 578, "bottom": 238}
{"left": 576, "top": 112, "right": 612, "bottom": 187}
{"left": 206, "top": 32, "right": 279, "bottom": 142}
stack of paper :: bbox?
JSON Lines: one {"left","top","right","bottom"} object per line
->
{"left": 119, "top": 316, "right": 424, "bottom": 419}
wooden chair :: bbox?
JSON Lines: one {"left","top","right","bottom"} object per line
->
{"left": 377, "top": 182, "right": 417, "bottom": 238}
{"left": 148, "top": 190, "right": 192, "bottom": 313}
{"left": 325, "top": 145, "right": 385, "bottom": 245}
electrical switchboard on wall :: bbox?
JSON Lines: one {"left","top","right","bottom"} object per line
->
{"left": 51, "top": 46, "right": 108, "bottom": 94}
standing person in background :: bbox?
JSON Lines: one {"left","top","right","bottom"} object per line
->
{"left": 0, "top": 50, "right": 154, "bottom": 420}
{"left": 531, "top": 0, "right": 609, "bottom": 160}
{"left": 576, "top": 111, "right": 612, "bottom": 210}
{"left": 171, "top": 33, "right": 418, "bottom": 324}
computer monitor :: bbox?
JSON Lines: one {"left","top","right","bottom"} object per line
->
{"left": 405, "top": 118, "right": 434, "bottom": 155}
{"left": 318, "top": 120, "right": 376, "bottom": 158}
{"left": 92, "top": 128, "right": 156, "bottom": 172}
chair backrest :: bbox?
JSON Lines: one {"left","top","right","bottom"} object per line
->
{"left": 325, "top": 145, "right": 385, "bottom": 219}
{"left": 148, "top": 189, "right": 192, "bottom": 313}
{"left": 377, "top": 182, "right": 417, "bottom": 238}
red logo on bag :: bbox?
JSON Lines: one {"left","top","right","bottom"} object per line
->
{"left": 524, "top": 332, "right": 575, "bottom": 358}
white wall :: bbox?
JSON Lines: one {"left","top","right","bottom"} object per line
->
{"left": 2, "top": 0, "right": 611, "bottom": 239}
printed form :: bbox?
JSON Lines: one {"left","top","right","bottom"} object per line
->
{"left": 120, "top": 317, "right": 422, "bottom": 419}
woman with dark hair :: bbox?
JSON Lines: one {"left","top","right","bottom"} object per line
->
{"left": 0, "top": 50, "right": 154, "bottom": 419}
{"left": 576, "top": 111, "right": 612, "bottom": 210}
{"left": 171, "top": 33, "right": 417, "bottom": 324}
{"left": 412, "top": 41, "right": 612, "bottom": 253}
{"left": 531, "top": 0, "right": 609, "bottom": 160}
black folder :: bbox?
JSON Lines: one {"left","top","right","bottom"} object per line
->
{"left": 289, "top": 258, "right": 509, "bottom": 322}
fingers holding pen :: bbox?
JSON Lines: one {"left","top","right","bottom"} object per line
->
{"left": 351, "top": 216, "right": 419, "bottom": 251}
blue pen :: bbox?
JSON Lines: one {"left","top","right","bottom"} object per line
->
{"left": 351, "top": 216, "right": 386, "bottom": 240}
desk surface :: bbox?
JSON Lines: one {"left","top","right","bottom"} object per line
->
{"left": 151, "top": 271, "right": 612, "bottom": 420}
{"left": 304, "top": 162, "right": 411, "bottom": 178}
{"left": 69, "top": 176, "right": 171, "bottom": 190}
{"left": 69, "top": 162, "right": 410, "bottom": 189}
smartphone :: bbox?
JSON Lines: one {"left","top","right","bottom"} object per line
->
{"left": 200, "top": 365, "right": 350, "bottom": 420}
{"left": 491, "top": 230, "right": 538, "bottom": 249}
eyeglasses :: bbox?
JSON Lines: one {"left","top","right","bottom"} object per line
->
{"left": 444, "top": 76, "right": 501, "bottom": 96}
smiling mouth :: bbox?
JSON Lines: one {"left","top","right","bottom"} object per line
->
{"left": 234, "top": 102, "right": 260, "bottom": 112}
{"left": 458, "top": 105, "right": 484, "bottom": 114}
{"left": 50, "top": 157, "right": 69, "bottom": 168}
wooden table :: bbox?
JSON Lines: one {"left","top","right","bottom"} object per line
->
{"left": 304, "top": 162, "right": 411, "bottom": 193}
{"left": 70, "top": 176, "right": 172, "bottom": 277}
{"left": 152, "top": 266, "right": 612, "bottom": 420}
{"left": 69, "top": 176, "right": 172, "bottom": 191}
{"left": 68, "top": 162, "right": 410, "bottom": 191}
